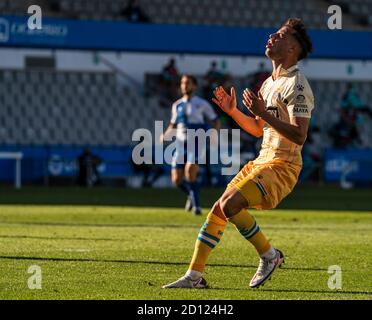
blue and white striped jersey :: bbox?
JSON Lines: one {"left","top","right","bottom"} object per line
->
{"left": 170, "top": 95, "right": 218, "bottom": 141}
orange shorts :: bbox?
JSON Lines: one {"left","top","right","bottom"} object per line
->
{"left": 227, "top": 159, "right": 302, "bottom": 210}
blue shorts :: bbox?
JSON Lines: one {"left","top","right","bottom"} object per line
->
{"left": 171, "top": 139, "right": 206, "bottom": 169}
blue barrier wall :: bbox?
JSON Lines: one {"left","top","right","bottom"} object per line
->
{"left": 0, "top": 145, "right": 134, "bottom": 183}
{"left": 0, "top": 16, "right": 372, "bottom": 59}
{"left": 1, "top": 145, "right": 371, "bottom": 184}
{"left": 0, "top": 145, "right": 227, "bottom": 186}
{"left": 324, "top": 149, "right": 372, "bottom": 183}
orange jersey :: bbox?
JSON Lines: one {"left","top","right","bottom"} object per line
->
{"left": 254, "top": 64, "right": 314, "bottom": 167}
{"left": 227, "top": 65, "right": 314, "bottom": 210}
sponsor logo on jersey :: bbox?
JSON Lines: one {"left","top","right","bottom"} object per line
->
{"left": 295, "top": 95, "right": 306, "bottom": 103}
{"left": 293, "top": 104, "right": 309, "bottom": 114}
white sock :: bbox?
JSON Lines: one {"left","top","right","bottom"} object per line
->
{"left": 185, "top": 269, "right": 202, "bottom": 280}
{"left": 260, "top": 246, "right": 276, "bottom": 260}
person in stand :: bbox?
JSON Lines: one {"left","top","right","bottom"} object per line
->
{"left": 77, "top": 148, "right": 102, "bottom": 187}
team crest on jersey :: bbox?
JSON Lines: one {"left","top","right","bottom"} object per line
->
{"left": 297, "top": 84, "right": 304, "bottom": 92}
{"left": 271, "top": 88, "right": 284, "bottom": 106}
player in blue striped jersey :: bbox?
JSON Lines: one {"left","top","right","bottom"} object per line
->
{"left": 161, "top": 74, "right": 220, "bottom": 215}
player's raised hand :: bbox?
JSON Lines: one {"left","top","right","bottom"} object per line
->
{"left": 243, "top": 89, "right": 267, "bottom": 118}
{"left": 212, "top": 86, "right": 237, "bottom": 115}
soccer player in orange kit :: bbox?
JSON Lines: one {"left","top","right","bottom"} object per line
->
{"left": 163, "top": 18, "right": 314, "bottom": 289}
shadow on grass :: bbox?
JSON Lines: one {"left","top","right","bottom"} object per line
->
{"left": 0, "top": 186, "right": 371, "bottom": 211}
{"left": 0, "top": 255, "right": 336, "bottom": 272}
{"left": 210, "top": 287, "right": 372, "bottom": 296}
{"left": 0, "top": 222, "right": 371, "bottom": 232}
{"left": 2, "top": 256, "right": 371, "bottom": 297}
{"left": 260, "top": 288, "right": 372, "bottom": 296}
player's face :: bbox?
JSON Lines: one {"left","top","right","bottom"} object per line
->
{"left": 181, "top": 76, "right": 196, "bottom": 96}
{"left": 265, "top": 26, "right": 296, "bottom": 60}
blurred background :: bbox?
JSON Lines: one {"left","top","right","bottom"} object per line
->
{"left": 0, "top": 0, "right": 371, "bottom": 191}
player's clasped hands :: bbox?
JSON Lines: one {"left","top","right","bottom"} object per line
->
{"left": 213, "top": 86, "right": 267, "bottom": 118}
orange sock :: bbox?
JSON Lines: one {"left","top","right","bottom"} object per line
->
{"left": 189, "top": 205, "right": 227, "bottom": 273}
{"left": 228, "top": 209, "right": 271, "bottom": 255}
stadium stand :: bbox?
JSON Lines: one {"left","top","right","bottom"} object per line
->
{"left": 309, "top": 80, "right": 372, "bottom": 148}
{"left": 0, "top": 0, "right": 369, "bottom": 30}
{"left": 0, "top": 1, "right": 371, "bottom": 186}
{"left": 0, "top": 68, "right": 371, "bottom": 149}
{"left": 0, "top": 69, "right": 169, "bottom": 146}
{"left": 336, "top": 0, "right": 372, "bottom": 27}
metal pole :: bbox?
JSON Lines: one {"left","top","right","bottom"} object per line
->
{"left": 15, "top": 157, "right": 21, "bottom": 189}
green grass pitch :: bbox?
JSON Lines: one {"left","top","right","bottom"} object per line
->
{"left": 0, "top": 186, "right": 371, "bottom": 300}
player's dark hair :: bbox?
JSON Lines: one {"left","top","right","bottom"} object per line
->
{"left": 182, "top": 74, "right": 198, "bottom": 86}
{"left": 283, "top": 18, "right": 313, "bottom": 60}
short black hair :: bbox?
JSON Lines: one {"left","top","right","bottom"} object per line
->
{"left": 182, "top": 74, "right": 198, "bottom": 86}
{"left": 283, "top": 18, "right": 313, "bottom": 60}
